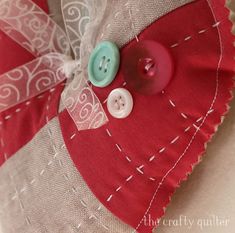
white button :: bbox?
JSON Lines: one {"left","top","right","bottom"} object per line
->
{"left": 107, "top": 88, "right": 133, "bottom": 119}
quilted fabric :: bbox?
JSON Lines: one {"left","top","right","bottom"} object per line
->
{"left": 59, "top": 0, "right": 234, "bottom": 232}
{"left": 0, "top": 0, "right": 234, "bottom": 233}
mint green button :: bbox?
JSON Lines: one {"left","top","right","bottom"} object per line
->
{"left": 88, "top": 41, "right": 120, "bottom": 87}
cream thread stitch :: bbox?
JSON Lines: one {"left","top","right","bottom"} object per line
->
{"left": 72, "top": 186, "right": 77, "bottom": 193}
{"left": 30, "top": 179, "right": 36, "bottom": 185}
{"left": 158, "top": 147, "right": 166, "bottom": 153}
{"left": 101, "top": 223, "right": 110, "bottom": 231}
{"left": 106, "top": 174, "right": 136, "bottom": 202}
{"left": 63, "top": 173, "right": 69, "bottom": 181}
{"left": 5, "top": 115, "right": 12, "bottom": 120}
{"left": 169, "top": 99, "right": 176, "bottom": 108}
{"left": 39, "top": 169, "right": 45, "bottom": 176}
{"left": 161, "top": 91, "right": 189, "bottom": 120}
{"left": 136, "top": 167, "right": 144, "bottom": 175}
{"left": 125, "top": 156, "right": 132, "bottom": 162}
{"left": 70, "top": 133, "right": 76, "bottom": 140}
{"left": 134, "top": 1, "right": 223, "bottom": 230}
{"left": 106, "top": 174, "right": 135, "bottom": 202}
{"left": 181, "top": 113, "right": 188, "bottom": 119}
{"left": 80, "top": 200, "right": 88, "bottom": 207}
{"left": 149, "top": 155, "right": 155, "bottom": 162}
{"left": 126, "top": 175, "right": 133, "bottom": 182}
{"left": 106, "top": 195, "right": 113, "bottom": 202}
{"left": 115, "top": 143, "right": 122, "bottom": 152}
{"left": 116, "top": 186, "right": 122, "bottom": 192}
{"left": 76, "top": 223, "right": 82, "bottom": 229}
{"left": 170, "top": 20, "right": 222, "bottom": 49}
{"left": 184, "top": 126, "right": 191, "bottom": 132}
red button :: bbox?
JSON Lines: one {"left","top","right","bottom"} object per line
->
{"left": 121, "top": 40, "right": 174, "bottom": 95}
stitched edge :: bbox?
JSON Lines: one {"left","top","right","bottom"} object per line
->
{"left": 104, "top": 115, "right": 206, "bottom": 184}
{"left": 133, "top": 0, "right": 231, "bottom": 231}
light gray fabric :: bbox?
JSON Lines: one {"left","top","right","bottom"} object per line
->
{"left": 89, "top": 0, "right": 195, "bottom": 46}
{"left": 80, "top": 0, "right": 195, "bottom": 67}
{"left": 0, "top": 117, "right": 133, "bottom": 233}
{"left": 47, "top": 0, "right": 65, "bottom": 31}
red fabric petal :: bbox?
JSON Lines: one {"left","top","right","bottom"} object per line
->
{"left": 59, "top": 0, "right": 234, "bottom": 232}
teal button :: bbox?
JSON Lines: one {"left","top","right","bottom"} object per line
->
{"left": 88, "top": 41, "right": 120, "bottom": 87}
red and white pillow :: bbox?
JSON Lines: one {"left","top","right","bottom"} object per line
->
{"left": 0, "top": 0, "right": 234, "bottom": 232}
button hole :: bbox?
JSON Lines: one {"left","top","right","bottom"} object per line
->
{"left": 99, "top": 63, "right": 103, "bottom": 70}
{"left": 144, "top": 61, "right": 155, "bottom": 73}
{"left": 99, "top": 56, "right": 106, "bottom": 70}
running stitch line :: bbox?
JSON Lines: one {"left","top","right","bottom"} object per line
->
{"left": 134, "top": 1, "right": 223, "bottom": 230}
{"left": 99, "top": 0, "right": 223, "bottom": 51}
{"left": 0, "top": 90, "right": 110, "bottom": 231}
{"left": 104, "top": 114, "right": 205, "bottom": 182}
{"left": 103, "top": 112, "right": 214, "bottom": 203}
{"left": 0, "top": 83, "right": 65, "bottom": 124}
